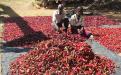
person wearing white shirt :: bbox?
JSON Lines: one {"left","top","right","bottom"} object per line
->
{"left": 70, "top": 6, "right": 84, "bottom": 34}
{"left": 70, "top": 6, "right": 94, "bottom": 40}
{"left": 52, "top": 4, "right": 69, "bottom": 33}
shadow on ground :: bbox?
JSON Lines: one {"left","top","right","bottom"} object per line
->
{"left": 1, "top": 4, "right": 49, "bottom": 47}
{"left": 1, "top": 46, "right": 32, "bottom": 53}
{"left": 3, "top": 31, "right": 49, "bottom": 47}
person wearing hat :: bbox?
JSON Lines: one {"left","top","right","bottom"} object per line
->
{"left": 52, "top": 4, "right": 69, "bottom": 33}
{"left": 70, "top": 6, "right": 84, "bottom": 34}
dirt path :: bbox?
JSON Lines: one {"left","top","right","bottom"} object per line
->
{"left": 1, "top": 0, "right": 121, "bottom": 18}
{"left": 0, "top": 0, "right": 55, "bottom": 17}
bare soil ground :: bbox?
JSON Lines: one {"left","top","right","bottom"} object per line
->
{"left": 1, "top": 0, "right": 121, "bottom": 19}
{"left": 0, "top": 0, "right": 55, "bottom": 16}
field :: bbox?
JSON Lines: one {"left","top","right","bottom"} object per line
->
{"left": 1, "top": 0, "right": 121, "bottom": 75}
